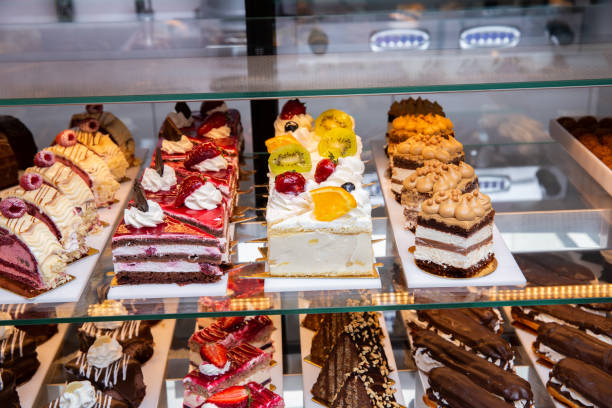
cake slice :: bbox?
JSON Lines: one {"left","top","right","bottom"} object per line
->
{"left": 0, "top": 327, "right": 40, "bottom": 384}
{"left": 424, "top": 367, "right": 514, "bottom": 408}
{"left": 188, "top": 316, "right": 274, "bottom": 367}
{"left": 401, "top": 160, "right": 478, "bottom": 230}
{"left": 78, "top": 320, "right": 154, "bottom": 364}
{"left": 309, "top": 313, "right": 365, "bottom": 366}
{"left": 330, "top": 370, "right": 400, "bottom": 408}
{"left": 547, "top": 358, "right": 612, "bottom": 408}
{"left": 414, "top": 189, "right": 495, "bottom": 278}
{"left": 387, "top": 98, "right": 446, "bottom": 134}
{"left": 74, "top": 120, "right": 129, "bottom": 181}
{"left": 0, "top": 369, "right": 20, "bottom": 408}
{"left": 388, "top": 113, "right": 454, "bottom": 145}
{"left": 183, "top": 343, "right": 272, "bottom": 400}
{"left": 0, "top": 207, "right": 67, "bottom": 291}
{"left": 183, "top": 382, "right": 284, "bottom": 408}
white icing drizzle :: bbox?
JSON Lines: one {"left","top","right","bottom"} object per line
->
{"left": 80, "top": 320, "right": 141, "bottom": 342}
{"left": 48, "top": 388, "right": 114, "bottom": 408}
{"left": 0, "top": 304, "right": 26, "bottom": 318}
{"left": 0, "top": 368, "right": 3, "bottom": 391}
{"left": 75, "top": 352, "right": 130, "bottom": 388}
{"left": 0, "top": 329, "right": 26, "bottom": 360}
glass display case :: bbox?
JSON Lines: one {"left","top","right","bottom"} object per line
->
{"left": 1, "top": 1, "right": 611, "bottom": 407}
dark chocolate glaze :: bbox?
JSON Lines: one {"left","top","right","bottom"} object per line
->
{"left": 549, "top": 358, "right": 612, "bottom": 408}
{"left": 78, "top": 321, "right": 154, "bottom": 364}
{"left": 536, "top": 323, "right": 612, "bottom": 375}
{"left": 0, "top": 116, "right": 38, "bottom": 169}
{"left": 387, "top": 97, "right": 445, "bottom": 120}
{"left": 522, "top": 304, "right": 612, "bottom": 340}
{"left": 514, "top": 253, "right": 595, "bottom": 287}
{"left": 0, "top": 329, "right": 40, "bottom": 384}
{"left": 465, "top": 308, "right": 502, "bottom": 332}
{"left": 0, "top": 369, "right": 20, "bottom": 408}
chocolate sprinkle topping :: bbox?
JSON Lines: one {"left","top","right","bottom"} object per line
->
{"left": 160, "top": 117, "right": 182, "bottom": 141}
{"left": 154, "top": 148, "right": 164, "bottom": 177}
{"left": 175, "top": 102, "right": 192, "bottom": 119}
{"left": 133, "top": 183, "right": 148, "bottom": 212}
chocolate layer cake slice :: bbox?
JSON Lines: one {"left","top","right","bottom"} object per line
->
{"left": 78, "top": 321, "right": 154, "bottom": 364}
{"left": 534, "top": 323, "right": 612, "bottom": 374}
{"left": 0, "top": 369, "right": 21, "bottom": 408}
{"left": 410, "top": 328, "right": 533, "bottom": 407}
{"left": 410, "top": 309, "right": 514, "bottom": 370}
{"left": 547, "top": 358, "right": 612, "bottom": 408}
{"left": 309, "top": 313, "right": 367, "bottom": 366}
{"left": 330, "top": 370, "right": 400, "bottom": 408}
{"left": 0, "top": 328, "right": 40, "bottom": 384}
{"left": 511, "top": 305, "right": 612, "bottom": 343}
{"left": 414, "top": 189, "right": 496, "bottom": 278}
{"left": 424, "top": 367, "right": 514, "bottom": 408}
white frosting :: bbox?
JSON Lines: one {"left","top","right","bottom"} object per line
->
{"left": 185, "top": 182, "right": 223, "bottom": 210}
{"left": 522, "top": 308, "right": 612, "bottom": 345}
{"left": 319, "top": 156, "right": 364, "bottom": 187}
{"left": 204, "top": 102, "right": 228, "bottom": 115}
{"left": 199, "top": 360, "right": 230, "bottom": 376}
{"left": 59, "top": 381, "right": 96, "bottom": 408}
{"left": 291, "top": 127, "right": 319, "bottom": 152}
{"left": 549, "top": 378, "right": 594, "bottom": 407}
{"left": 161, "top": 135, "right": 193, "bottom": 154}
{"left": 0, "top": 312, "right": 14, "bottom": 340}
{"left": 274, "top": 113, "right": 313, "bottom": 136}
{"left": 203, "top": 125, "right": 231, "bottom": 139}
{"left": 167, "top": 111, "right": 194, "bottom": 128}
{"left": 87, "top": 336, "right": 122, "bottom": 369}
{"left": 88, "top": 300, "right": 128, "bottom": 330}
{"left": 123, "top": 200, "right": 164, "bottom": 228}
{"left": 413, "top": 347, "right": 444, "bottom": 373}
{"left": 193, "top": 155, "right": 228, "bottom": 172}
{"left": 203, "top": 404, "right": 218, "bottom": 408}
{"left": 141, "top": 165, "right": 177, "bottom": 192}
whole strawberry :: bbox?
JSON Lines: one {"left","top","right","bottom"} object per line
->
{"left": 314, "top": 158, "right": 337, "bottom": 183}
{"left": 197, "top": 112, "right": 228, "bottom": 137}
{"left": 200, "top": 342, "right": 228, "bottom": 368}
{"left": 275, "top": 171, "right": 306, "bottom": 195}
{"left": 280, "top": 99, "right": 306, "bottom": 119}
{"left": 184, "top": 142, "right": 221, "bottom": 171}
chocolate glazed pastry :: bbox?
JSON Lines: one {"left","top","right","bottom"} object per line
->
{"left": 547, "top": 358, "right": 612, "bottom": 408}
{"left": 77, "top": 321, "right": 154, "bottom": 364}
{"left": 425, "top": 367, "right": 514, "bottom": 408}
{"left": 514, "top": 253, "right": 596, "bottom": 286}
{"left": 47, "top": 389, "right": 129, "bottom": 408}
{"left": 534, "top": 323, "right": 612, "bottom": 375}
{"left": 0, "top": 329, "right": 40, "bottom": 385}
{"left": 411, "top": 329, "right": 533, "bottom": 406}
{"left": 0, "top": 369, "right": 21, "bottom": 408}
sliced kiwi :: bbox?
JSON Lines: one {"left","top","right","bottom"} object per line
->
{"left": 268, "top": 143, "right": 312, "bottom": 174}
{"left": 315, "top": 109, "right": 354, "bottom": 137}
{"left": 317, "top": 128, "right": 357, "bottom": 158}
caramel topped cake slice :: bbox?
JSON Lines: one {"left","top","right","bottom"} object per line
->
{"left": 414, "top": 189, "right": 495, "bottom": 278}
{"left": 388, "top": 113, "right": 454, "bottom": 145}
{"left": 388, "top": 134, "right": 464, "bottom": 199}
{"left": 387, "top": 97, "right": 446, "bottom": 130}
{"left": 547, "top": 358, "right": 612, "bottom": 408}
{"left": 75, "top": 121, "right": 129, "bottom": 181}
{"left": 401, "top": 160, "right": 478, "bottom": 230}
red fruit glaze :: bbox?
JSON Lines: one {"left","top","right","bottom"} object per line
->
{"left": 55, "top": 129, "right": 77, "bottom": 147}
{"left": 184, "top": 142, "right": 221, "bottom": 171}
{"left": 174, "top": 176, "right": 205, "bottom": 208}
{"left": 20, "top": 173, "right": 43, "bottom": 191}
{"left": 197, "top": 112, "right": 228, "bottom": 137}
{"left": 218, "top": 316, "right": 244, "bottom": 331}
{"left": 275, "top": 171, "right": 306, "bottom": 196}
{"left": 280, "top": 99, "right": 306, "bottom": 119}
{"left": 33, "top": 151, "right": 55, "bottom": 167}
{"left": 314, "top": 158, "right": 337, "bottom": 183}
{"left": 0, "top": 198, "right": 27, "bottom": 219}
{"left": 206, "top": 385, "right": 249, "bottom": 407}
{"left": 200, "top": 342, "right": 228, "bottom": 369}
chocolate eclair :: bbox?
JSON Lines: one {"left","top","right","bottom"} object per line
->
{"left": 547, "top": 358, "right": 612, "bottom": 408}
{"left": 465, "top": 308, "right": 503, "bottom": 334}
{"left": 534, "top": 323, "right": 612, "bottom": 375}
{"left": 576, "top": 303, "right": 612, "bottom": 317}
{"left": 0, "top": 369, "right": 20, "bottom": 408}
{"left": 514, "top": 253, "right": 596, "bottom": 287}
{"left": 511, "top": 305, "right": 612, "bottom": 343}
{"left": 424, "top": 367, "right": 515, "bottom": 408}
{"left": 411, "top": 329, "right": 533, "bottom": 407}
{"left": 410, "top": 309, "right": 515, "bottom": 370}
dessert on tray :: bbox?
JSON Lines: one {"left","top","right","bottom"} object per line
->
{"left": 47, "top": 380, "right": 129, "bottom": 408}
{"left": 1, "top": 304, "right": 59, "bottom": 345}
{"left": 0, "top": 320, "right": 40, "bottom": 384}
{"left": 301, "top": 314, "right": 324, "bottom": 331}
{"left": 64, "top": 336, "right": 146, "bottom": 407}
{"left": 547, "top": 358, "right": 612, "bottom": 408}
{"left": 414, "top": 189, "right": 496, "bottom": 278}
{"left": 309, "top": 313, "right": 362, "bottom": 366}
{"left": 401, "top": 159, "right": 478, "bottom": 230}
{"left": 388, "top": 113, "right": 454, "bottom": 146}
{"left": 274, "top": 99, "right": 313, "bottom": 136}
{"left": 0, "top": 369, "right": 21, "bottom": 408}
{"left": 183, "top": 381, "right": 284, "bottom": 408}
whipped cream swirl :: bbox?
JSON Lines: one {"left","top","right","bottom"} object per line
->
{"left": 59, "top": 381, "right": 96, "bottom": 408}
{"left": 185, "top": 182, "right": 223, "bottom": 210}
{"left": 88, "top": 299, "right": 128, "bottom": 330}
{"left": 203, "top": 125, "right": 231, "bottom": 139}
{"left": 193, "top": 155, "right": 228, "bottom": 172}
{"left": 319, "top": 156, "right": 364, "bottom": 187}
{"left": 161, "top": 135, "right": 193, "bottom": 154}
{"left": 0, "top": 312, "right": 14, "bottom": 340}
{"left": 167, "top": 111, "right": 194, "bottom": 128}
{"left": 87, "top": 336, "right": 122, "bottom": 368}
{"left": 204, "top": 102, "right": 228, "bottom": 115}
{"left": 199, "top": 360, "right": 231, "bottom": 376}
{"left": 141, "top": 165, "right": 177, "bottom": 192}
{"left": 124, "top": 200, "right": 164, "bottom": 228}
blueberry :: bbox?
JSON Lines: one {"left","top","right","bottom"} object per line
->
{"left": 341, "top": 182, "right": 355, "bottom": 192}
{"left": 284, "top": 121, "right": 298, "bottom": 132}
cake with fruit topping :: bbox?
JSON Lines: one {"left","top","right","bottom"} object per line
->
{"left": 414, "top": 189, "right": 495, "bottom": 278}
{"left": 401, "top": 160, "right": 478, "bottom": 230}
{"left": 184, "top": 382, "right": 284, "bottom": 408}
{"left": 274, "top": 99, "right": 313, "bottom": 136}
{"left": 0, "top": 174, "right": 88, "bottom": 261}
{"left": 0, "top": 198, "right": 68, "bottom": 292}
{"left": 47, "top": 380, "right": 129, "bottom": 408}
{"left": 183, "top": 342, "right": 272, "bottom": 400}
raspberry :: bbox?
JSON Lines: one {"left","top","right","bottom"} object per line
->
{"left": 0, "top": 198, "right": 27, "bottom": 219}
{"left": 20, "top": 173, "right": 43, "bottom": 191}
{"left": 33, "top": 151, "right": 55, "bottom": 167}
{"left": 55, "top": 129, "right": 77, "bottom": 147}
{"left": 79, "top": 118, "right": 99, "bottom": 133}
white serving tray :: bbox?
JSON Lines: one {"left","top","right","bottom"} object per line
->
{"left": 299, "top": 312, "right": 404, "bottom": 408}
{"left": 372, "top": 142, "right": 526, "bottom": 289}
{"left": 549, "top": 118, "right": 612, "bottom": 196}
{"left": 263, "top": 268, "right": 382, "bottom": 293}
{"left": 0, "top": 165, "right": 141, "bottom": 304}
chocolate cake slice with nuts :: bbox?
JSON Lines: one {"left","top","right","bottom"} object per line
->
{"left": 309, "top": 312, "right": 366, "bottom": 366}
{"left": 330, "top": 370, "right": 400, "bottom": 408}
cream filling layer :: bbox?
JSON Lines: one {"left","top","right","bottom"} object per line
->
{"left": 414, "top": 243, "right": 493, "bottom": 269}
{"left": 549, "top": 378, "right": 595, "bottom": 408}
{"left": 112, "top": 245, "right": 221, "bottom": 258}
{"left": 416, "top": 225, "right": 493, "bottom": 249}
{"left": 114, "top": 260, "right": 221, "bottom": 273}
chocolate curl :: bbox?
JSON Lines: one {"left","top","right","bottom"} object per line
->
{"left": 133, "top": 182, "right": 149, "bottom": 212}
{"left": 154, "top": 148, "right": 164, "bottom": 177}
{"left": 160, "top": 117, "right": 182, "bottom": 141}
{"left": 175, "top": 102, "right": 192, "bottom": 119}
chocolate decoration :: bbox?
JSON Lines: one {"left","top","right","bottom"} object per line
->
{"left": 200, "top": 100, "right": 224, "bottom": 116}
{"left": 154, "top": 148, "right": 164, "bottom": 177}
{"left": 549, "top": 358, "right": 612, "bottom": 408}
{"left": 388, "top": 97, "right": 445, "bottom": 120}
{"left": 159, "top": 117, "right": 182, "bottom": 142}
{"left": 411, "top": 328, "right": 533, "bottom": 403}
{"left": 132, "top": 183, "right": 148, "bottom": 212}
{"left": 427, "top": 367, "right": 514, "bottom": 408}
{"left": 520, "top": 304, "right": 612, "bottom": 340}
{"left": 310, "top": 313, "right": 363, "bottom": 366}
{"left": 175, "top": 102, "right": 192, "bottom": 119}
{"left": 535, "top": 323, "right": 612, "bottom": 374}
{"left": 0, "top": 369, "right": 20, "bottom": 408}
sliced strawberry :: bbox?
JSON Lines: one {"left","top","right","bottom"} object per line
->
{"left": 184, "top": 142, "right": 221, "bottom": 171}
{"left": 200, "top": 342, "right": 228, "bottom": 369}
{"left": 280, "top": 99, "right": 306, "bottom": 119}
{"left": 197, "top": 111, "right": 228, "bottom": 137}
{"left": 218, "top": 316, "right": 243, "bottom": 331}
{"left": 207, "top": 385, "right": 249, "bottom": 407}
{"left": 174, "top": 176, "right": 205, "bottom": 208}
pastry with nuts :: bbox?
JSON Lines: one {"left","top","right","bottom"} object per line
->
{"left": 414, "top": 189, "right": 495, "bottom": 278}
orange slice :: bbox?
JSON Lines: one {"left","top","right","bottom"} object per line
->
{"left": 265, "top": 134, "right": 299, "bottom": 153}
{"left": 311, "top": 186, "right": 357, "bottom": 221}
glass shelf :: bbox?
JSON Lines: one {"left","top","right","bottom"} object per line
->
{"left": 2, "top": 140, "right": 611, "bottom": 326}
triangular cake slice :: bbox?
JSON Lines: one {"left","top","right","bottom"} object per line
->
{"left": 302, "top": 314, "right": 324, "bottom": 331}
{"left": 330, "top": 370, "right": 400, "bottom": 408}
{"left": 310, "top": 312, "right": 367, "bottom": 366}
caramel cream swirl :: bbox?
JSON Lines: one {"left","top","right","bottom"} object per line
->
{"left": 422, "top": 189, "right": 491, "bottom": 221}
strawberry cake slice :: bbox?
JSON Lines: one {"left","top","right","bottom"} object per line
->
{"left": 183, "top": 343, "right": 272, "bottom": 401}
{"left": 183, "top": 382, "right": 284, "bottom": 408}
